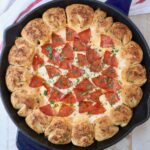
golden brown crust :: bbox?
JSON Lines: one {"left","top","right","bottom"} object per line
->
{"left": 25, "top": 109, "right": 52, "bottom": 134}
{"left": 43, "top": 7, "right": 66, "bottom": 32}
{"left": 122, "top": 85, "right": 143, "bottom": 108}
{"left": 121, "top": 41, "right": 143, "bottom": 65}
{"left": 109, "top": 22, "right": 132, "bottom": 45}
{"left": 122, "top": 64, "right": 147, "bottom": 86}
{"left": 6, "top": 65, "right": 32, "bottom": 92}
{"left": 11, "top": 87, "right": 44, "bottom": 117}
{"left": 21, "top": 18, "right": 50, "bottom": 45}
{"left": 8, "top": 37, "right": 35, "bottom": 66}
{"left": 71, "top": 119, "right": 94, "bottom": 147}
{"left": 66, "top": 4, "right": 94, "bottom": 31}
{"left": 45, "top": 117, "right": 71, "bottom": 144}
{"left": 94, "top": 116, "right": 119, "bottom": 141}
{"left": 92, "top": 9, "right": 113, "bottom": 32}
{"left": 109, "top": 104, "right": 133, "bottom": 127}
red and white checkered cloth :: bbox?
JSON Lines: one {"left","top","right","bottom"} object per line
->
{"left": 0, "top": 0, "right": 149, "bottom": 51}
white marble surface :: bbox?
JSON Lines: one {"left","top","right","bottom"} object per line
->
{"left": 0, "top": 13, "right": 150, "bottom": 150}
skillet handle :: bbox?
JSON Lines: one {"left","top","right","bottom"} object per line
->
{"left": 105, "top": 0, "right": 132, "bottom": 16}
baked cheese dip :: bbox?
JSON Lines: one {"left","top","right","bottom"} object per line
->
{"left": 6, "top": 4, "right": 147, "bottom": 147}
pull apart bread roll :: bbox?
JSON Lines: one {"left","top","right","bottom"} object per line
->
{"left": 25, "top": 109, "right": 52, "bottom": 134}
{"left": 8, "top": 37, "right": 35, "bottom": 66}
{"left": 11, "top": 87, "right": 44, "bottom": 117}
{"left": 92, "top": 9, "right": 113, "bottom": 32}
{"left": 44, "top": 117, "right": 71, "bottom": 144}
{"left": 43, "top": 7, "right": 66, "bottom": 32}
{"left": 122, "top": 64, "right": 147, "bottom": 86}
{"left": 6, "top": 65, "right": 32, "bottom": 92}
{"left": 21, "top": 18, "right": 50, "bottom": 46}
{"left": 109, "top": 22, "right": 132, "bottom": 45}
{"left": 66, "top": 4, "right": 94, "bottom": 31}
{"left": 109, "top": 104, "right": 133, "bottom": 127}
{"left": 121, "top": 41, "right": 143, "bottom": 65}
{"left": 71, "top": 118, "right": 94, "bottom": 147}
{"left": 122, "top": 85, "right": 143, "bottom": 108}
{"left": 94, "top": 116, "right": 119, "bottom": 141}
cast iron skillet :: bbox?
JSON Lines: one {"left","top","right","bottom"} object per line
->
{"left": 0, "top": 0, "right": 150, "bottom": 149}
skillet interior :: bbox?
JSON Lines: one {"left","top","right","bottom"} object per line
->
{"left": 0, "top": 0, "right": 150, "bottom": 149}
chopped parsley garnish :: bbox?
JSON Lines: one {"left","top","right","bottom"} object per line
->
{"left": 43, "top": 90, "right": 47, "bottom": 96}
{"left": 112, "top": 45, "right": 119, "bottom": 55}
{"left": 76, "top": 78, "right": 80, "bottom": 83}
{"left": 74, "top": 47, "right": 78, "bottom": 51}
{"left": 58, "top": 79, "right": 62, "bottom": 85}
{"left": 40, "top": 64, "right": 44, "bottom": 67}
{"left": 81, "top": 91, "right": 88, "bottom": 96}
{"left": 50, "top": 101, "right": 55, "bottom": 105}
{"left": 46, "top": 46, "right": 53, "bottom": 59}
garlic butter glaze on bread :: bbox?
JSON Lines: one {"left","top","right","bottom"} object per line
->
{"left": 66, "top": 4, "right": 94, "bottom": 31}
{"left": 8, "top": 37, "right": 35, "bottom": 66}
{"left": 43, "top": 7, "right": 66, "bottom": 32}
{"left": 6, "top": 65, "right": 32, "bottom": 92}
{"left": 21, "top": 19, "right": 50, "bottom": 45}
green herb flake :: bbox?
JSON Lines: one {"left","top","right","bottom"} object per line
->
{"left": 50, "top": 101, "right": 55, "bottom": 105}
{"left": 74, "top": 47, "right": 78, "bottom": 51}
{"left": 58, "top": 79, "right": 62, "bottom": 85}
{"left": 46, "top": 46, "right": 53, "bottom": 59}
{"left": 40, "top": 64, "right": 44, "bottom": 67}
{"left": 81, "top": 91, "right": 88, "bottom": 96}
{"left": 76, "top": 78, "right": 80, "bottom": 83}
{"left": 43, "top": 90, "right": 47, "bottom": 96}
{"left": 112, "top": 45, "right": 119, "bottom": 55}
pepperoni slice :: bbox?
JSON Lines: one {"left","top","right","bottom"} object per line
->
{"left": 41, "top": 44, "right": 53, "bottom": 57}
{"left": 58, "top": 104, "right": 74, "bottom": 117}
{"left": 73, "top": 89, "right": 86, "bottom": 102}
{"left": 42, "top": 44, "right": 60, "bottom": 66}
{"left": 49, "top": 88, "right": 63, "bottom": 101}
{"left": 73, "top": 37, "right": 87, "bottom": 51}
{"left": 76, "top": 78, "right": 94, "bottom": 91}
{"left": 52, "top": 32, "right": 65, "bottom": 48}
{"left": 32, "top": 54, "right": 44, "bottom": 71}
{"left": 78, "top": 28, "right": 91, "bottom": 44}
{"left": 43, "top": 83, "right": 51, "bottom": 96}
{"left": 54, "top": 76, "right": 72, "bottom": 89}
{"left": 74, "top": 78, "right": 95, "bottom": 101}
{"left": 66, "top": 27, "right": 77, "bottom": 41}
{"left": 79, "top": 101, "right": 93, "bottom": 113}
{"left": 100, "top": 34, "right": 114, "bottom": 48}
{"left": 89, "top": 59, "right": 102, "bottom": 72}
{"left": 39, "top": 104, "right": 55, "bottom": 116}
{"left": 89, "top": 102, "right": 106, "bottom": 114}
{"left": 77, "top": 54, "right": 89, "bottom": 66}
{"left": 59, "top": 59, "right": 72, "bottom": 69}
{"left": 60, "top": 43, "right": 74, "bottom": 60}
{"left": 111, "top": 55, "right": 118, "bottom": 67}
{"left": 67, "top": 65, "right": 84, "bottom": 78}
{"left": 102, "top": 67, "right": 117, "bottom": 78}
{"left": 45, "top": 65, "right": 61, "bottom": 78}
{"left": 29, "top": 75, "right": 45, "bottom": 88}
{"left": 105, "top": 92, "right": 120, "bottom": 105}
{"left": 87, "top": 89, "right": 102, "bottom": 102}
{"left": 60, "top": 92, "right": 76, "bottom": 104}
{"left": 92, "top": 75, "right": 121, "bottom": 92}
{"left": 103, "top": 51, "right": 118, "bottom": 67}
{"left": 86, "top": 48, "right": 100, "bottom": 64}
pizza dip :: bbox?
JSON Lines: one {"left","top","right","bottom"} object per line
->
{"left": 6, "top": 4, "right": 147, "bottom": 147}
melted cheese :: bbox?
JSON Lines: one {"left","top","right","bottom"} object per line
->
{"left": 37, "top": 26, "right": 125, "bottom": 123}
